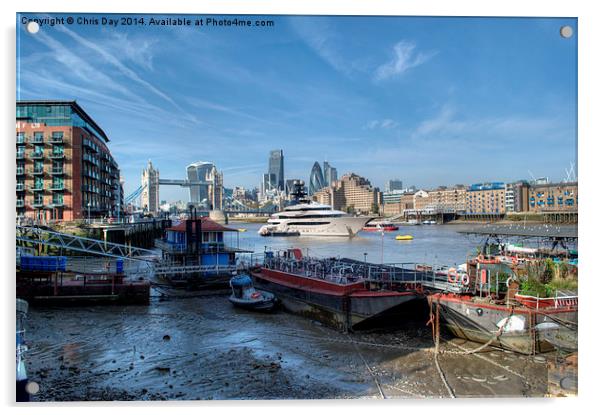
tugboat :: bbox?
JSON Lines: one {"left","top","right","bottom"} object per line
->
{"left": 229, "top": 274, "right": 278, "bottom": 311}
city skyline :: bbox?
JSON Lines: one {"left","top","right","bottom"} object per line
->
{"left": 17, "top": 14, "right": 577, "bottom": 200}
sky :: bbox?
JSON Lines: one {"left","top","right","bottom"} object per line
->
{"left": 16, "top": 14, "right": 577, "bottom": 201}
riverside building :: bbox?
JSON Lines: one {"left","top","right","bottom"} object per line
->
{"left": 313, "top": 173, "right": 381, "bottom": 215}
{"left": 466, "top": 182, "right": 506, "bottom": 215}
{"left": 16, "top": 100, "right": 121, "bottom": 221}
{"left": 527, "top": 182, "right": 578, "bottom": 213}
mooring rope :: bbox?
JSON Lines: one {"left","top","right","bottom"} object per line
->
{"left": 347, "top": 334, "right": 386, "bottom": 399}
{"left": 433, "top": 300, "right": 456, "bottom": 398}
{"left": 454, "top": 307, "right": 515, "bottom": 356}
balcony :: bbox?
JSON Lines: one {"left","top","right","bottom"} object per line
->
{"left": 29, "top": 151, "right": 44, "bottom": 159}
{"left": 16, "top": 135, "right": 26, "bottom": 145}
{"left": 82, "top": 184, "right": 99, "bottom": 193}
{"left": 31, "top": 184, "right": 44, "bottom": 192}
{"left": 16, "top": 199, "right": 25, "bottom": 208}
{"left": 16, "top": 167, "right": 25, "bottom": 175}
{"left": 16, "top": 183, "right": 25, "bottom": 191}
{"left": 32, "top": 135, "right": 44, "bottom": 144}
{"left": 29, "top": 167, "right": 44, "bottom": 176}
{"left": 50, "top": 199, "right": 64, "bottom": 207}
{"left": 83, "top": 154, "right": 99, "bottom": 165}
{"left": 83, "top": 170, "right": 99, "bottom": 180}
{"left": 50, "top": 168, "right": 64, "bottom": 175}
{"left": 49, "top": 152, "right": 65, "bottom": 160}
{"left": 16, "top": 152, "right": 25, "bottom": 159}
{"left": 49, "top": 135, "right": 64, "bottom": 144}
{"left": 32, "top": 200, "right": 44, "bottom": 208}
{"left": 50, "top": 183, "right": 65, "bottom": 191}
{"left": 83, "top": 139, "right": 99, "bottom": 152}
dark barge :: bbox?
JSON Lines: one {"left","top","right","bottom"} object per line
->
{"left": 250, "top": 249, "right": 422, "bottom": 331}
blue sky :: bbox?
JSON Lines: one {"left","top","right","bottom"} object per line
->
{"left": 17, "top": 14, "right": 577, "bottom": 201}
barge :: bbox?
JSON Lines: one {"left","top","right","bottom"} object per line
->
{"left": 17, "top": 270, "right": 150, "bottom": 305}
{"left": 250, "top": 249, "right": 421, "bottom": 331}
{"left": 428, "top": 258, "right": 578, "bottom": 354}
{"left": 16, "top": 255, "right": 150, "bottom": 305}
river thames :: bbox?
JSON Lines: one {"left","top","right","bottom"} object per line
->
{"left": 231, "top": 222, "right": 491, "bottom": 267}
{"left": 22, "top": 222, "right": 560, "bottom": 401}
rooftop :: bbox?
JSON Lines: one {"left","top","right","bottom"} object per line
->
{"left": 17, "top": 100, "right": 110, "bottom": 143}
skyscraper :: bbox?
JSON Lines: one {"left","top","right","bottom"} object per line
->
{"left": 323, "top": 161, "right": 337, "bottom": 187}
{"left": 187, "top": 161, "right": 214, "bottom": 204}
{"left": 186, "top": 161, "right": 223, "bottom": 209}
{"left": 387, "top": 179, "right": 403, "bottom": 192}
{"left": 309, "top": 162, "right": 325, "bottom": 195}
{"left": 268, "top": 149, "right": 284, "bottom": 191}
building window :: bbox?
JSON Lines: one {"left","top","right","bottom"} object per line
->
{"left": 33, "top": 193, "right": 43, "bottom": 205}
{"left": 52, "top": 193, "right": 63, "bottom": 205}
{"left": 33, "top": 132, "right": 44, "bottom": 143}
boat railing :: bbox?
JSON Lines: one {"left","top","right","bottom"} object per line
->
{"left": 514, "top": 292, "right": 578, "bottom": 310}
{"left": 252, "top": 255, "right": 471, "bottom": 292}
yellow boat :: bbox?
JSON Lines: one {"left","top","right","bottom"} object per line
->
{"left": 396, "top": 235, "right": 414, "bottom": 241}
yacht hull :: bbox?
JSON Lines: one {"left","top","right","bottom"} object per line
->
{"left": 264, "top": 216, "right": 370, "bottom": 237}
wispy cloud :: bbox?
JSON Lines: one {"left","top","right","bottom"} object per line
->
{"left": 55, "top": 25, "right": 178, "bottom": 107}
{"left": 102, "top": 31, "right": 159, "bottom": 71}
{"left": 31, "top": 31, "right": 140, "bottom": 101}
{"left": 289, "top": 18, "right": 351, "bottom": 76}
{"left": 374, "top": 40, "right": 437, "bottom": 81}
{"left": 409, "top": 104, "right": 571, "bottom": 149}
{"left": 365, "top": 119, "right": 399, "bottom": 130}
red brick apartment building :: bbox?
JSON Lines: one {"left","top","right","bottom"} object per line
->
{"left": 16, "top": 101, "right": 123, "bottom": 221}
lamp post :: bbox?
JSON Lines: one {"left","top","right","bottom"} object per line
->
{"left": 363, "top": 252, "right": 368, "bottom": 278}
{"left": 87, "top": 202, "right": 91, "bottom": 224}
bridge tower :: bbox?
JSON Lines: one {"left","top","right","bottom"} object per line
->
{"left": 141, "top": 160, "right": 160, "bottom": 215}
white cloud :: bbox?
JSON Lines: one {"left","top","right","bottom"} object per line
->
{"left": 374, "top": 40, "right": 437, "bottom": 81}
{"left": 365, "top": 119, "right": 399, "bottom": 130}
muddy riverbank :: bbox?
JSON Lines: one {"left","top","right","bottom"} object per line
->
{"left": 24, "top": 290, "right": 550, "bottom": 401}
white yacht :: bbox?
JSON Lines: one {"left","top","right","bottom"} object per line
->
{"left": 258, "top": 180, "right": 370, "bottom": 237}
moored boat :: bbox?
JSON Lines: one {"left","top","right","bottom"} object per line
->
{"left": 429, "top": 291, "right": 577, "bottom": 354}
{"left": 229, "top": 274, "right": 277, "bottom": 311}
{"left": 258, "top": 182, "right": 370, "bottom": 237}
{"left": 250, "top": 249, "right": 421, "bottom": 331}
{"left": 396, "top": 234, "right": 414, "bottom": 241}
{"left": 363, "top": 220, "right": 399, "bottom": 232}
{"left": 428, "top": 257, "right": 578, "bottom": 354}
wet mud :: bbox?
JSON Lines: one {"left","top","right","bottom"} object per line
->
{"left": 24, "top": 288, "right": 549, "bottom": 401}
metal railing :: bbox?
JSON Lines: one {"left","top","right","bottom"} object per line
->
{"left": 255, "top": 254, "right": 470, "bottom": 293}
{"left": 16, "top": 225, "right": 159, "bottom": 260}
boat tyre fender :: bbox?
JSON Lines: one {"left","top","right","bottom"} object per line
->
{"left": 251, "top": 291, "right": 261, "bottom": 299}
{"left": 505, "top": 277, "right": 516, "bottom": 288}
{"left": 447, "top": 268, "right": 458, "bottom": 284}
{"left": 461, "top": 274, "right": 470, "bottom": 286}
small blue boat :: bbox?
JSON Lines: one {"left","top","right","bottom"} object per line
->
{"left": 229, "top": 274, "right": 277, "bottom": 311}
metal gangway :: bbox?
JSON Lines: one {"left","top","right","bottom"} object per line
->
{"left": 16, "top": 225, "right": 243, "bottom": 278}
{"left": 16, "top": 225, "right": 158, "bottom": 260}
